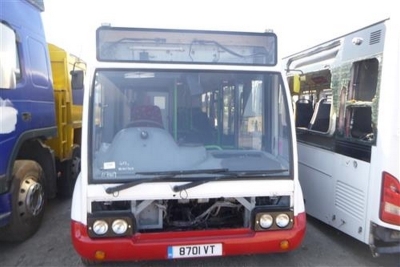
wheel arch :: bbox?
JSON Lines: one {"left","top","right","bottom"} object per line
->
{"left": 17, "top": 139, "right": 57, "bottom": 199}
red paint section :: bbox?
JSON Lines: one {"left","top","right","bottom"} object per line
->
{"left": 71, "top": 212, "right": 306, "bottom": 262}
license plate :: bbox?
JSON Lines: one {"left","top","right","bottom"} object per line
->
{"left": 167, "top": 243, "right": 222, "bottom": 259}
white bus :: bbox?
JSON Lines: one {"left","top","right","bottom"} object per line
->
{"left": 71, "top": 26, "right": 306, "bottom": 264}
{"left": 284, "top": 17, "right": 400, "bottom": 256}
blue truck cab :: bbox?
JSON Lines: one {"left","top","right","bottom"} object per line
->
{"left": 0, "top": 0, "right": 74, "bottom": 242}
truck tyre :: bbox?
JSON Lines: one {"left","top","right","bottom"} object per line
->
{"left": 0, "top": 160, "right": 46, "bottom": 242}
{"left": 58, "top": 144, "right": 81, "bottom": 197}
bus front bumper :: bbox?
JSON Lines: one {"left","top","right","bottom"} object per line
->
{"left": 71, "top": 212, "right": 306, "bottom": 263}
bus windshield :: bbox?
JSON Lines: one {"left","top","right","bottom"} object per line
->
{"left": 90, "top": 70, "right": 291, "bottom": 182}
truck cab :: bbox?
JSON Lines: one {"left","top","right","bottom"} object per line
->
{"left": 0, "top": 0, "right": 85, "bottom": 242}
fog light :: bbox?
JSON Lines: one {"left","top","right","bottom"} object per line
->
{"left": 112, "top": 219, "right": 128, "bottom": 235}
{"left": 93, "top": 220, "right": 108, "bottom": 235}
{"left": 276, "top": 213, "right": 290, "bottom": 228}
{"left": 259, "top": 214, "right": 273, "bottom": 229}
{"left": 95, "top": 250, "right": 106, "bottom": 261}
{"left": 280, "top": 240, "right": 289, "bottom": 250}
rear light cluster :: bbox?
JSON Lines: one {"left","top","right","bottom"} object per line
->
{"left": 87, "top": 213, "right": 135, "bottom": 238}
{"left": 253, "top": 210, "right": 294, "bottom": 231}
{"left": 380, "top": 172, "right": 400, "bottom": 226}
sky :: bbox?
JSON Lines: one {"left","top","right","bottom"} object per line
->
{"left": 41, "top": 0, "right": 394, "bottom": 64}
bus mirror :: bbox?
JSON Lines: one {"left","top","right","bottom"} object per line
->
{"left": 293, "top": 74, "right": 301, "bottom": 94}
{"left": 71, "top": 70, "right": 84, "bottom": 90}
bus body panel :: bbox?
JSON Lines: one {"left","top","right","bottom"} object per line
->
{"left": 297, "top": 143, "right": 335, "bottom": 224}
{"left": 298, "top": 142, "right": 371, "bottom": 243}
{"left": 284, "top": 17, "right": 400, "bottom": 256}
{"left": 367, "top": 17, "right": 400, "bottom": 251}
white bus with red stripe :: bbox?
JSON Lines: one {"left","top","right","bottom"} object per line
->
{"left": 71, "top": 25, "right": 306, "bottom": 265}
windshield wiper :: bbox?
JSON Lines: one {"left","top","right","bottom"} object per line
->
{"left": 105, "top": 168, "right": 229, "bottom": 194}
{"left": 106, "top": 168, "right": 287, "bottom": 194}
{"left": 135, "top": 168, "right": 229, "bottom": 176}
{"left": 172, "top": 169, "right": 288, "bottom": 192}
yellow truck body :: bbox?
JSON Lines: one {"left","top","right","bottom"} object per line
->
{"left": 46, "top": 43, "right": 86, "bottom": 161}
{"left": 44, "top": 43, "right": 86, "bottom": 197}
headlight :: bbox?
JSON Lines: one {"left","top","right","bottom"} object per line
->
{"left": 87, "top": 212, "right": 135, "bottom": 238}
{"left": 92, "top": 220, "right": 108, "bottom": 235}
{"left": 112, "top": 219, "right": 128, "bottom": 234}
{"left": 276, "top": 213, "right": 290, "bottom": 228}
{"left": 253, "top": 209, "right": 294, "bottom": 231}
{"left": 259, "top": 214, "right": 274, "bottom": 229}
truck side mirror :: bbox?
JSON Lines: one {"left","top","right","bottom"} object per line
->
{"left": 71, "top": 70, "right": 84, "bottom": 90}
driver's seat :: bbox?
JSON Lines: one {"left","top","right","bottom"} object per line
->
{"left": 130, "top": 105, "right": 164, "bottom": 128}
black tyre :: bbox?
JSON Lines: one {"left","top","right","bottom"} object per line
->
{"left": 58, "top": 144, "right": 81, "bottom": 198}
{"left": 0, "top": 160, "right": 46, "bottom": 242}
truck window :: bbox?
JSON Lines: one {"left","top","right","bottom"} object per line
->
{"left": 0, "top": 23, "right": 20, "bottom": 89}
{"left": 28, "top": 37, "right": 50, "bottom": 88}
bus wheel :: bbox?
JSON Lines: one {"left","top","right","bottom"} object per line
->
{"left": 58, "top": 145, "right": 81, "bottom": 198}
{"left": 0, "top": 160, "right": 46, "bottom": 242}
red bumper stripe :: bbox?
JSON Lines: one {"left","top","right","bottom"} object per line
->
{"left": 72, "top": 212, "right": 306, "bottom": 262}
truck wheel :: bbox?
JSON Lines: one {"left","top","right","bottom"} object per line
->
{"left": 58, "top": 145, "right": 81, "bottom": 197}
{"left": 0, "top": 160, "right": 46, "bottom": 242}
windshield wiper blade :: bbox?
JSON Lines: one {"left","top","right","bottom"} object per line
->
{"left": 106, "top": 168, "right": 287, "bottom": 194}
{"left": 173, "top": 173, "right": 238, "bottom": 192}
{"left": 172, "top": 169, "right": 288, "bottom": 192}
{"left": 233, "top": 169, "right": 289, "bottom": 176}
{"left": 105, "top": 176, "right": 170, "bottom": 194}
{"left": 136, "top": 168, "right": 229, "bottom": 176}
{"left": 105, "top": 168, "right": 229, "bottom": 194}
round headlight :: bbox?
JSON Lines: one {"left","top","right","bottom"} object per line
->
{"left": 259, "top": 214, "right": 273, "bottom": 229}
{"left": 276, "top": 213, "right": 290, "bottom": 228}
{"left": 93, "top": 220, "right": 108, "bottom": 235}
{"left": 112, "top": 219, "right": 128, "bottom": 234}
